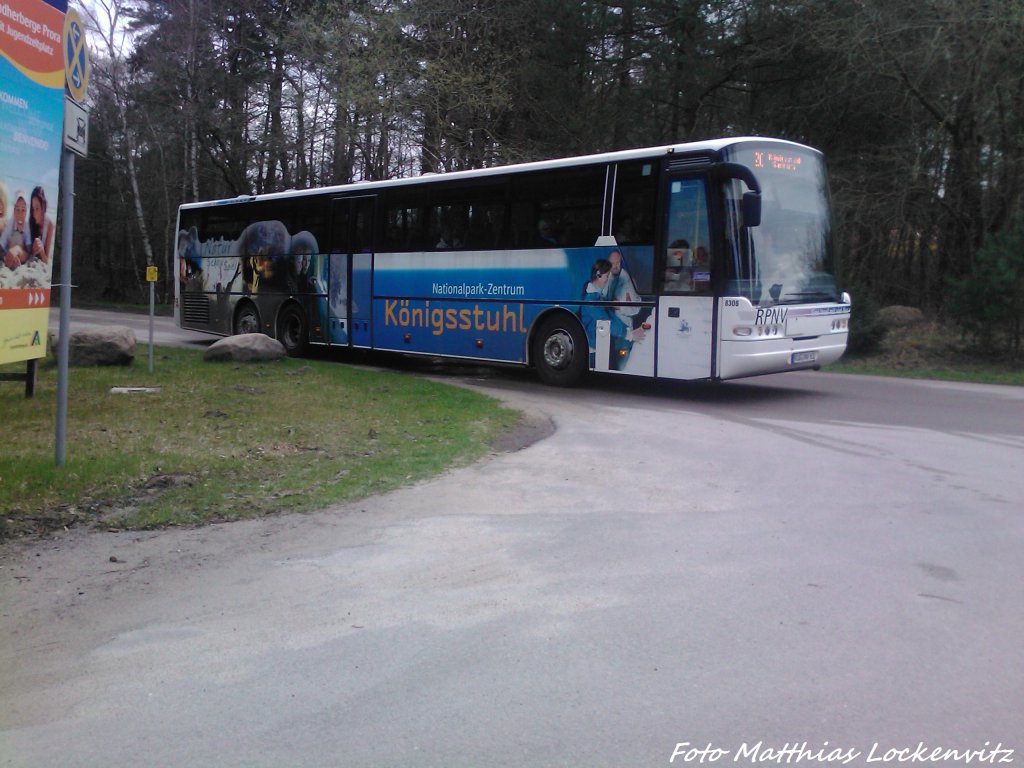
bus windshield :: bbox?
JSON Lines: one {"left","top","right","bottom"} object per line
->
{"left": 722, "top": 144, "right": 840, "bottom": 306}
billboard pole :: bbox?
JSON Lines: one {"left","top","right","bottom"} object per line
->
{"left": 55, "top": 147, "right": 75, "bottom": 467}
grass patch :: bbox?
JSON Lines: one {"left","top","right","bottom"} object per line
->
{"left": 1, "top": 348, "right": 520, "bottom": 538}
{"left": 826, "top": 320, "right": 1024, "bottom": 386}
{"left": 826, "top": 358, "right": 1024, "bottom": 386}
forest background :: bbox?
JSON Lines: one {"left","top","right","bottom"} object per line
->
{"left": 73, "top": 0, "right": 1024, "bottom": 358}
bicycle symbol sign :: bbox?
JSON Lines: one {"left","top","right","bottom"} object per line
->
{"left": 63, "top": 9, "right": 89, "bottom": 103}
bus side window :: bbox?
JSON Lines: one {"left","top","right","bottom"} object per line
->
{"left": 382, "top": 190, "right": 428, "bottom": 252}
{"left": 332, "top": 197, "right": 376, "bottom": 254}
{"left": 202, "top": 206, "right": 248, "bottom": 243}
{"left": 428, "top": 181, "right": 507, "bottom": 251}
{"left": 465, "top": 201, "right": 505, "bottom": 249}
{"left": 352, "top": 198, "right": 374, "bottom": 254}
{"left": 509, "top": 165, "right": 605, "bottom": 249}
{"left": 432, "top": 203, "right": 469, "bottom": 249}
{"left": 612, "top": 161, "right": 657, "bottom": 246}
{"left": 298, "top": 198, "right": 330, "bottom": 253}
{"left": 610, "top": 160, "right": 659, "bottom": 293}
{"left": 330, "top": 200, "right": 351, "bottom": 254}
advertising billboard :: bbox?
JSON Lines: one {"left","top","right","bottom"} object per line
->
{"left": 0, "top": 0, "right": 67, "bottom": 364}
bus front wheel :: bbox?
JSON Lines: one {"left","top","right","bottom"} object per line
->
{"left": 533, "top": 315, "right": 588, "bottom": 387}
{"left": 234, "top": 302, "right": 260, "bottom": 335}
{"left": 277, "top": 303, "right": 308, "bottom": 356}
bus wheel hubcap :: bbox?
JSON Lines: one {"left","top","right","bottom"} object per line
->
{"left": 543, "top": 331, "right": 573, "bottom": 370}
{"left": 239, "top": 312, "right": 258, "bottom": 334}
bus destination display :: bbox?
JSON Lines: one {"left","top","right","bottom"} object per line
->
{"left": 753, "top": 151, "right": 804, "bottom": 173}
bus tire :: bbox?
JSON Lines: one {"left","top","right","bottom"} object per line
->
{"left": 533, "top": 314, "right": 588, "bottom": 387}
{"left": 233, "top": 302, "right": 261, "bottom": 335}
{"left": 277, "top": 303, "right": 308, "bottom": 357}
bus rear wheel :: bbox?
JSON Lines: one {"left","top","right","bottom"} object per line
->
{"left": 234, "top": 302, "right": 260, "bottom": 335}
{"left": 277, "top": 303, "right": 308, "bottom": 356}
{"left": 533, "top": 315, "right": 588, "bottom": 387}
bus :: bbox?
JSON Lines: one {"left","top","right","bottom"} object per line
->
{"left": 175, "top": 137, "right": 850, "bottom": 386}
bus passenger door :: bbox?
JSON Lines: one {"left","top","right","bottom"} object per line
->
{"left": 328, "top": 196, "right": 376, "bottom": 347}
{"left": 656, "top": 176, "right": 715, "bottom": 380}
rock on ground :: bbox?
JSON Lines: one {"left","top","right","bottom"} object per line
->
{"left": 203, "top": 333, "right": 286, "bottom": 362}
{"left": 49, "top": 326, "right": 136, "bottom": 366}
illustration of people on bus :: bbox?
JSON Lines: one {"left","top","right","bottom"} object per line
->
{"left": 606, "top": 248, "right": 653, "bottom": 331}
{"left": 177, "top": 226, "right": 203, "bottom": 286}
{"left": 580, "top": 257, "right": 646, "bottom": 370}
{"left": 177, "top": 219, "right": 321, "bottom": 296}
{"left": 235, "top": 220, "right": 292, "bottom": 294}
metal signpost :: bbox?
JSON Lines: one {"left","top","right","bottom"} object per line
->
{"left": 55, "top": 6, "right": 90, "bottom": 466}
{"left": 147, "top": 265, "right": 157, "bottom": 371}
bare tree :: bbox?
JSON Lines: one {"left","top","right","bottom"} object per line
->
{"left": 83, "top": 0, "right": 156, "bottom": 290}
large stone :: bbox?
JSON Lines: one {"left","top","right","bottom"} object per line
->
{"left": 877, "top": 305, "right": 925, "bottom": 329}
{"left": 50, "top": 325, "right": 136, "bottom": 366}
{"left": 204, "top": 333, "right": 286, "bottom": 362}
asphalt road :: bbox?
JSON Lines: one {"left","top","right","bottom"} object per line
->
{"left": 46, "top": 305, "right": 214, "bottom": 348}
{"left": 3, "top": 311, "right": 1022, "bottom": 767}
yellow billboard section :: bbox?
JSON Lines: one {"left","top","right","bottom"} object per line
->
{"left": 0, "top": 288, "right": 50, "bottom": 363}
{"left": 1, "top": 314, "right": 49, "bottom": 362}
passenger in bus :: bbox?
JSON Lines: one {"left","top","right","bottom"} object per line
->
{"left": 536, "top": 219, "right": 557, "bottom": 246}
{"left": 614, "top": 216, "right": 638, "bottom": 244}
{"left": 436, "top": 227, "right": 462, "bottom": 249}
{"left": 663, "top": 239, "right": 689, "bottom": 289}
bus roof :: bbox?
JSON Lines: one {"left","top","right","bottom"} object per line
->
{"left": 179, "top": 136, "right": 817, "bottom": 210}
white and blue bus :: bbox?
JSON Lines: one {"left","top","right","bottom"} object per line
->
{"left": 175, "top": 137, "right": 850, "bottom": 386}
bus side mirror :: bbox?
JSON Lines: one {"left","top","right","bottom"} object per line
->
{"left": 742, "top": 192, "right": 762, "bottom": 228}
{"left": 712, "top": 162, "right": 762, "bottom": 228}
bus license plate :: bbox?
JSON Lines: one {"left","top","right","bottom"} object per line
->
{"left": 791, "top": 351, "right": 818, "bottom": 364}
